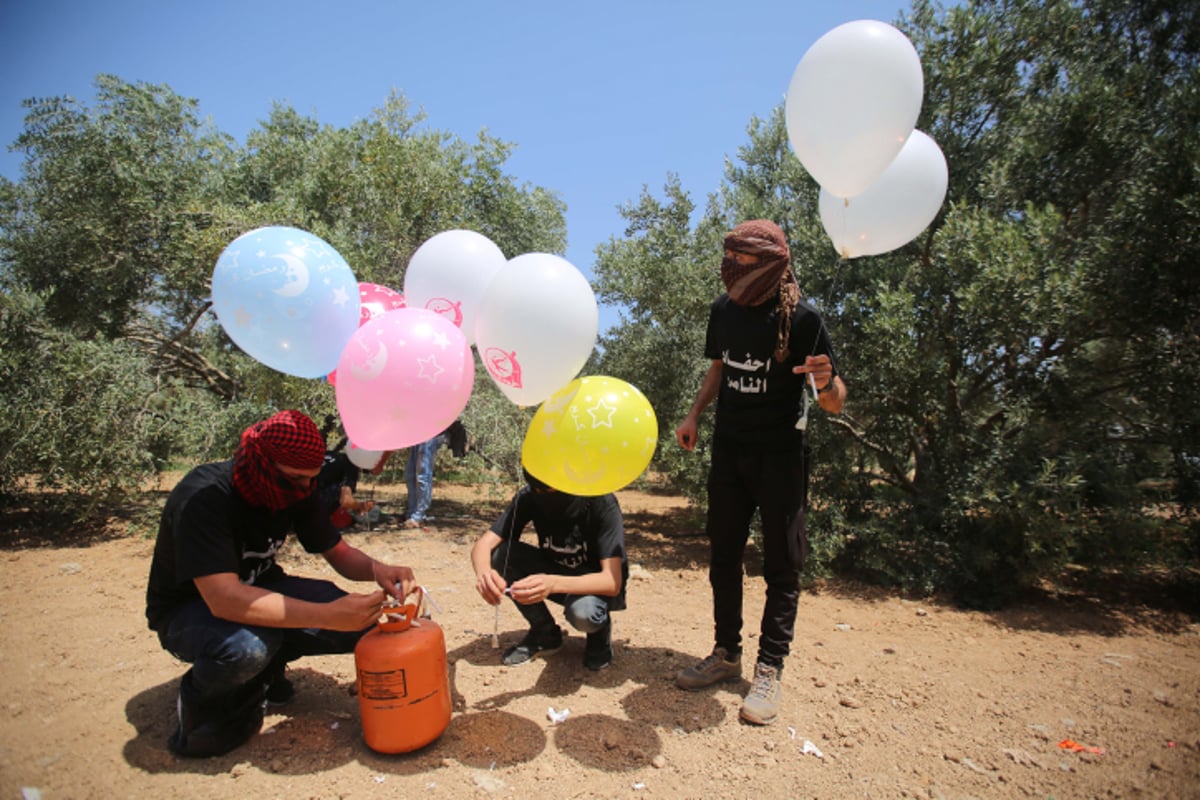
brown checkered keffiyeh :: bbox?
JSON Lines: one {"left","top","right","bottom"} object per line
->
{"left": 721, "top": 220, "right": 802, "bottom": 361}
{"left": 232, "top": 409, "right": 326, "bottom": 510}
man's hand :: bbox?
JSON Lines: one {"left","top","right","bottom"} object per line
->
{"left": 475, "top": 568, "right": 508, "bottom": 606}
{"left": 675, "top": 418, "right": 699, "bottom": 451}
{"left": 372, "top": 562, "right": 416, "bottom": 601}
{"left": 792, "top": 354, "right": 835, "bottom": 390}
{"left": 509, "top": 574, "right": 556, "bottom": 605}
{"left": 325, "top": 590, "right": 387, "bottom": 631}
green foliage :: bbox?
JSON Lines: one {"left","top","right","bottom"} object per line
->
{"left": 0, "top": 76, "right": 567, "bottom": 511}
{"left": 594, "top": 0, "right": 1200, "bottom": 603}
{"left": 1, "top": 288, "right": 163, "bottom": 512}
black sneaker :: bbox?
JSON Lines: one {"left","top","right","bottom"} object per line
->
{"left": 584, "top": 622, "right": 613, "bottom": 671}
{"left": 502, "top": 626, "right": 564, "bottom": 666}
{"left": 265, "top": 676, "right": 294, "bottom": 706}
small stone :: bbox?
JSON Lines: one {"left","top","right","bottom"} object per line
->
{"left": 602, "top": 731, "right": 624, "bottom": 750}
{"left": 651, "top": 754, "right": 667, "bottom": 768}
{"left": 628, "top": 564, "right": 653, "bottom": 581}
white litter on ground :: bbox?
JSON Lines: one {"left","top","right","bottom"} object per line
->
{"left": 801, "top": 740, "right": 825, "bottom": 759}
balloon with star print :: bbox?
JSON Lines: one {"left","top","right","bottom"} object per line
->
{"left": 211, "top": 226, "right": 361, "bottom": 378}
{"left": 335, "top": 308, "right": 474, "bottom": 450}
{"left": 521, "top": 375, "right": 658, "bottom": 496}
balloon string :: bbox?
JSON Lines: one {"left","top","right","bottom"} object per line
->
{"left": 492, "top": 474, "right": 522, "bottom": 649}
{"left": 367, "top": 480, "right": 375, "bottom": 532}
{"left": 807, "top": 253, "right": 847, "bottom": 359}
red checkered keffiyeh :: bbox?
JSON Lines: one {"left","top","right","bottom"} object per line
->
{"left": 721, "top": 219, "right": 802, "bottom": 361}
{"left": 232, "top": 410, "right": 327, "bottom": 510}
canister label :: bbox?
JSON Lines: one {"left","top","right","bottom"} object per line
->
{"left": 358, "top": 668, "right": 408, "bottom": 701}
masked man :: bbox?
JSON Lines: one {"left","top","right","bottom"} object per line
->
{"left": 146, "top": 410, "right": 416, "bottom": 757}
{"left": 674, "top": 220, "right": 846, "bottom": 725}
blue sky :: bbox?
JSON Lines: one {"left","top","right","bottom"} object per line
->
{"left": 1, "top": 0, "right": 911, "bottom": 328}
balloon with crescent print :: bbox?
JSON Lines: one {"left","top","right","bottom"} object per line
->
{"left": 327, "top": 282, "right": 407, "bottom": 386}
{"left": 348, "top": 339, "right": 389, "bottom": 382}
{"left": 358, "top": 282, "right": 406, "bottom": 325}
{"left": 271, "top": 253, "right": 311, "bottom": 297}
{"left": 335, "top": 308, "right": 474, "bottom": 450}
{"left": 211, "top": 226, "right": 360, "bottom": 378}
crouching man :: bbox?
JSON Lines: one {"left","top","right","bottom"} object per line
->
{"left": 145, "top": 410, "right": 416, "bottom": 757}
{"left": 471, "top": 469, "right": 627, "bottom": 671}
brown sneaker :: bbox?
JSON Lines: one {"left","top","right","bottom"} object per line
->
{"left": 739, "top": 662, "right": 782, "bottom": 725}
{"left": 675, "top": 646, "right": 741, "bottom": 690}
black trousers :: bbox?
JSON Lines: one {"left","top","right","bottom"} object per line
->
{"left": 491, "top": 539, "right": 614, "bottom": 634}
{"left": 705, "top": 441, "right": 808, "bottom": 669}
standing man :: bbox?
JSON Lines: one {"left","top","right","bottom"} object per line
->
{"left": 146, "top": 410, "right": 417, "bottom": 757}
{"left": 471, "top": 469, "right": 627, "bottom": 671}
{"left": 403, "top": 419, "right": 467, "bottom": 529}
{"left": 674, "top": 219, "right": 845, "bottom": 725}
{"left": 403, "top": 431, "right": 445, "bottom": 529}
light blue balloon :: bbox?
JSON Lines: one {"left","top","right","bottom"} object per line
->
{"left": 211, "top": 226, "right": 361, "bottom": 378}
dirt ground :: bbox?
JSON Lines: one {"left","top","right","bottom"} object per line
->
{"left": 1, "top": 478, "right": 1198, "bottom": 800}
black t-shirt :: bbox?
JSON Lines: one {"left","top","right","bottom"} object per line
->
{"left": 490, "top": 489, "right": 628, "bottom": 610}
{"left": 145, "top": 460, "right": 342, "bottom": 631}
{"left": 316, "top": 452, "right": 360, "bottom": 513}
{"left": 704, "top": 292, "right": 838, "bottom": 451}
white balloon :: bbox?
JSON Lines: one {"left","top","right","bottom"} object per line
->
{"left": 403, "top": 229, "right": 506, "bottom": 346}
{"left": 818, "top": 130, "right": 948, "bottom": 259}
{"left": 473, "top": 253, "right": 599, "bottom": 407}
{"left": 785, "top": 19, "right": 924, "bottom": 199}
{"left": 346, "top": 443, "right": 385, "bottom": 470}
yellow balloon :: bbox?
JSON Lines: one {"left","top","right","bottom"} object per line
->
{"left": 521, "top": 376, "right": 658, "bottom": 496}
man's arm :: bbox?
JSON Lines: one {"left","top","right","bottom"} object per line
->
{"left": 508, "top": 556, "right": 623, "bottom": 605}
{"left": 194, "top": 572, "right": 385, "bottom": 632}
{"left": 472, "top": 529, "right": 508, "bottom": 605}
{"left": 676, "top": 359, "right": 723, "bottom": 450}
{"left": 322, "top": 539, "right": 415, "bottom": 600}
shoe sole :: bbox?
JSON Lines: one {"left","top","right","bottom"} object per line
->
{"left": 502, "top": 640, "right": 564, "bottom": 667}
{"left": 739, "top": 706, "right": 778, "bottom": 725}
{"left": 584, "top": 650, "right": 613, "bottom": 671}
{"left": 675, "top": 672, "right": 741, "bottom": 691}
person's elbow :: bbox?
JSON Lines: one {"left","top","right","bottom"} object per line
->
{"left": 194, "top": 573, "right": 247, "bottom": 622}
{"left": 597, "top": 562, "right": 623, "bottom": 596}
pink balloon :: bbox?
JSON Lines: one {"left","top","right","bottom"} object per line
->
{"left": 359, "top": 282, "right": 406, "bottom": 325}
{"left": 335, "top": 308, "right": 474, "bottom": 450}
{"left": 327, "top": 283, "right": 407, "bottom": 385}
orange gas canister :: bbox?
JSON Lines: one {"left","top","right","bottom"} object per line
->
{"left": 354, "top": 591, "right": 451, "bottom": 753}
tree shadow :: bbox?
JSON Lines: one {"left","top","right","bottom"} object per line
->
{"left": 435, "top": 709, "right": 548, "bottom": 768}
{"left": 122, "top": 668, "right": 367, "bottom": 776}
{"left": 0, "top": 496, "right": 147, "bottom": 549}
{"left": 815, "top": 570, "right": 1200, "bottom": 637}
{"left": 553, "top": 713, "right": 661, "bottom": 771}
{"left": 443, "top": 631, "right": 730, "bottom": 773}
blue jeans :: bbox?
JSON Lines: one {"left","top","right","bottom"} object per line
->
{"left": 405, "top": 434, "right": 445, "bottom": 522}
{"left": 490, "top": 539, "right": 612, "bottom": 634}
{"left": 158, "top": 574, "right": 369, "bottom": 700}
